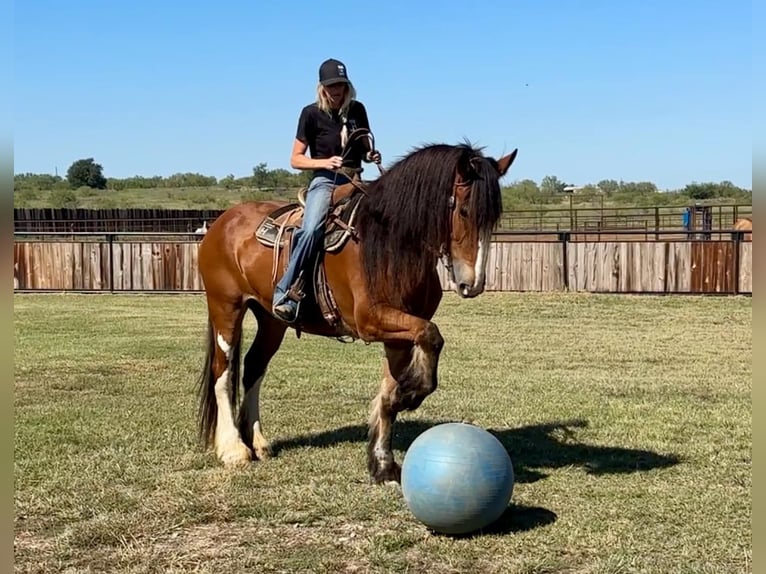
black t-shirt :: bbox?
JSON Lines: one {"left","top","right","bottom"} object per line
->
{"left": 295, "top": 101, "right": 370, "bottom": 170}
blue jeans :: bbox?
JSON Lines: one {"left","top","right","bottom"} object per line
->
{"left": 273, "top": 171, "right": 350, "bottom": 309}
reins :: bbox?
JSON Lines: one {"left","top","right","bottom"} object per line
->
{"left": 332, "top": 128, "right": 385, "bottom": 188}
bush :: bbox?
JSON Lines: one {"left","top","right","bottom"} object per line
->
{"left": 50, "top": 189, "right": 79, "bottom": 208}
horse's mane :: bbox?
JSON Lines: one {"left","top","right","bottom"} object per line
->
{"left": 355, "top": 142, "right": 503, "bottom": 307}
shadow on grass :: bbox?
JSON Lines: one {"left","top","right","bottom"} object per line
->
{"left": 271, "top": 418, "right": 681, "bottom": 484}
{"left": 444, "top": 504, "right": 559, "bottom": 538}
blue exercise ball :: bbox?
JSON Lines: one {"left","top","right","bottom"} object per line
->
{"left": 401, "top": 422, "right": 514, "bottom": 535}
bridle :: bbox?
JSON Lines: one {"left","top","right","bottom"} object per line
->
{"left": 439, "top": 176, "right": 472, "bottom": 279}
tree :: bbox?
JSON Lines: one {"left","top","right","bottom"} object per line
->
{"left": 683, "top": 182, "right": 717, "bottom": 200}
{"left": 597, "top": 179, "right": 620, "bottom": 194}
{"left": 503, "top": 179, "right": 541, "bottom": 204}
{"left": 619, "top": 181, "right": 658, "bottom": 195}
{"left": 221, "top": 174, "right": 237, "bottom": 190}
{"left": 67, "top": 158, "right": 107, "bottom": 189}
{"left": 251, "top": 163, "right": 273, "bottom": 188}
{"left": 540, "top": 175, "right": 567, "bottom": 195}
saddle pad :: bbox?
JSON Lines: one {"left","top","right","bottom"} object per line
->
{"left": 254, "top": 192, "right": 363, "bottom": 253}
{"left": 255, "top": 203, "right": 302, "bottom": 247}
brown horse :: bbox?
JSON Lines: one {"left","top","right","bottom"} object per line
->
{"left": 196, "top": 140, "right": 517, "bottom": 483}
{"left": 733, "top": 217, "right": 752, "bottom": 241}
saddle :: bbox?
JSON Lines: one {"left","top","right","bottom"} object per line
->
{"left": 254, "top": 175, "right": 367, "bottom": 330}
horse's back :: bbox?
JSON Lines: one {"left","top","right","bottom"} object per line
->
{"left": 212, "top": 200, "right": 291, "bottom": 231}
{"left": 199, "top": 200, "right": 295, "bottom": 302}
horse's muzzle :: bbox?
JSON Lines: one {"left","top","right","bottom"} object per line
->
{"left": 456, "top": 281, "right": 484, "bottom": 298}
{"left": 452, "top": 260, "right": 485, "bottom": 298}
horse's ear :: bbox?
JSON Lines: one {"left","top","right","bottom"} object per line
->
{"left": 496, "top": 149, "right": 518, "bottom": 177}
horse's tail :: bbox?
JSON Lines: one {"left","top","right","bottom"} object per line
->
{"left": 196, "top": 318, "right": 241, "bottom": 447}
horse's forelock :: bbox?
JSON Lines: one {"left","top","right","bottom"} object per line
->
{"left": 469, "top": 155, "right": 504, "bottom": 234}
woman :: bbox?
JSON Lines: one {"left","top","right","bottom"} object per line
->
{"left": 273, "top": 58, "right": 382, "bottom": 323}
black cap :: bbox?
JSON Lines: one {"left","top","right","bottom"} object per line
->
{"left": 319, "top": 58, "right": 350, "bottom": 86}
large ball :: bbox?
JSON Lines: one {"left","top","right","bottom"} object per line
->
{"left": 401, "top": 422, "right": 514, "bottom": 535}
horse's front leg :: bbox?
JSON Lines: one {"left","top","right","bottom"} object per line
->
{"left": 359, "top": 307, "right": 444, "bottom": 484}
{"left": 367, "top": 344, "right": 409, "bottom": 484}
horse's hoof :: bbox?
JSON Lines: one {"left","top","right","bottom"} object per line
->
{"left": 253, "top": 441, "right": 273, "bottom": 460}
{"left": 218, "top": 442, "right": 252, "bottom": 469}
{"left": 382, "top": 479, "right": 402, "bottom": 491}
{"left": 372, "top": 462, "right": 401, "bottom": 485}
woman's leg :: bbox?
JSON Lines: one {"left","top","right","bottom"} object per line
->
{"left": 273, "top": 174, "right": 336, "bottom": 321}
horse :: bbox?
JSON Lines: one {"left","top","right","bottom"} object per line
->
{"left": 733, "top": 217, "right": 752, "bottom": 241}
{"left": 195, "top": 137, "right": 518, "bottom": 484}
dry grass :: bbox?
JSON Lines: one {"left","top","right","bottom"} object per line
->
{"left": 14, "top": 292, "right": 751, "bottom": 573}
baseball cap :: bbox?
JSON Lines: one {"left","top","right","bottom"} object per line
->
{"left": 319, "top": 58, "right": 350, "bottom": 86}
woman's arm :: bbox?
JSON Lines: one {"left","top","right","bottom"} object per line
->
{"left": 290, "top": 139, "right": 341, "bottom": 171}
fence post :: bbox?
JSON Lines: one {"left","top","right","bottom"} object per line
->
{"left": 108, "top": 233, "right": 115, "bottom": 293}
{"left": 654, "top": 207, "right": 660, "bottom": 240}
{"left": 559, "top": 231, "right": 570, "bottom": 291}
{"left": 733, "top": 230, "right": 741, "bottom": 295}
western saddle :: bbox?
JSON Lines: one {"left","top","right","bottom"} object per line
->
{"left": 254, "top": 167, "right": 367, "bottom": 331}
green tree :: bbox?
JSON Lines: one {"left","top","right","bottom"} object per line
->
{"left": 597, "top": 179, "right": 620, "bottom": 194}
{"left": 221, "top": 174, "right": 237, "bottom": 190}
{"left": 164, "top": 173, "right": 217, "bottom": 187}
{"left": 50, "top": 188, "right": 79, "bottom": 208}
{"left": 14, "top": 173, "right": 64, "bottom": 191}
{"left": 66, "top": 158, "right": 107, "bottom": 189}
{"left": 251, "top": 163, "right": 273, "bottom": 188}
{"left": 540, "top": 175, "right": 567, "bottom": 195}
{"left": 503, "top": 179, "right": 540, "bottom": 205}
{"left": 684, "top": 182, "right": 717, "bottom": 200}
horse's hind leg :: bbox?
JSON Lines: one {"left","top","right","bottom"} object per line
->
{"left": 201, "top": 297, "right": 252, "bottom": 468}
{"left": 368, "top": 344, "right": 413, "bottom": 484}
{"left": 238, "top": 303, "right": 288, "bottom": 460}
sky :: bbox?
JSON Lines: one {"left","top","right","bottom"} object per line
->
{"left": 13, "top": 0, "right": 751, "bottom": 191}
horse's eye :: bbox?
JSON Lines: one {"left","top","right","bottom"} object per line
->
{"left": 459, "top": 205, "right": 470, "bottom": 218}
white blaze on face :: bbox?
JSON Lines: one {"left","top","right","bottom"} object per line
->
{"left": 472, "top": 231, "right": 491, "bottom": 291}
{"left": 451, "top": 230, "right": 492, "bottom": 297}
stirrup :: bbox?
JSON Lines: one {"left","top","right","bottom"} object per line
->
{"left": 286, "top": 276, "right": 306, "bottom": 303}
{"left": 273, "top": 301, "right": 298, "bottom": 323}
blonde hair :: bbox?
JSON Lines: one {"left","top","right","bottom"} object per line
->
{"left": 316, "top": 81, "right": 357, "bottom": 148}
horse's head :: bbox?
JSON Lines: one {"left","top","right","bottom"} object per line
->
{"left": 356, "top": 141, "right": 517, "bottom": 307}
{"left": 446, "top": 148, "right": 518, "bottom": 298}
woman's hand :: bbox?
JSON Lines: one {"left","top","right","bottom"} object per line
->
{"left": 365, "top": 150, "right": 382, "bottom": 164}
{"left": 322, "top": 156, "right": 343, "bottom": 170}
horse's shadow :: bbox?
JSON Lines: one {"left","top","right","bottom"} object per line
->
{"left": 270, "top": 418, "right": 680, "bottom": 535}
{"left": 270, "top": 418, "right": 679, "bottom": 536}
{"left": 271, "top": 417, "right": 681, "bottom": 484}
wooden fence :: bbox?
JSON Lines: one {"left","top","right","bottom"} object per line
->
{"left": 13, "top": 232, "right": 752, "bottom": 295}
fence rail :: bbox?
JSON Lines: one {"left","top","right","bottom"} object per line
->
{"left": 13, "top": 231, "right": 752, "bottom": 295}
{"left": 14, "top": 204, "right": 753, "bottom": 235}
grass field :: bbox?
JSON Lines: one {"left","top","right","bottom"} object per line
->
{"left": 14, "top": 292, "right": 751, "bottom": 573}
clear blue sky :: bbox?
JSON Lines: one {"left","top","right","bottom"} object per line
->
{"left": 14, "top": 0, "right": 751, "bottom": 190}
